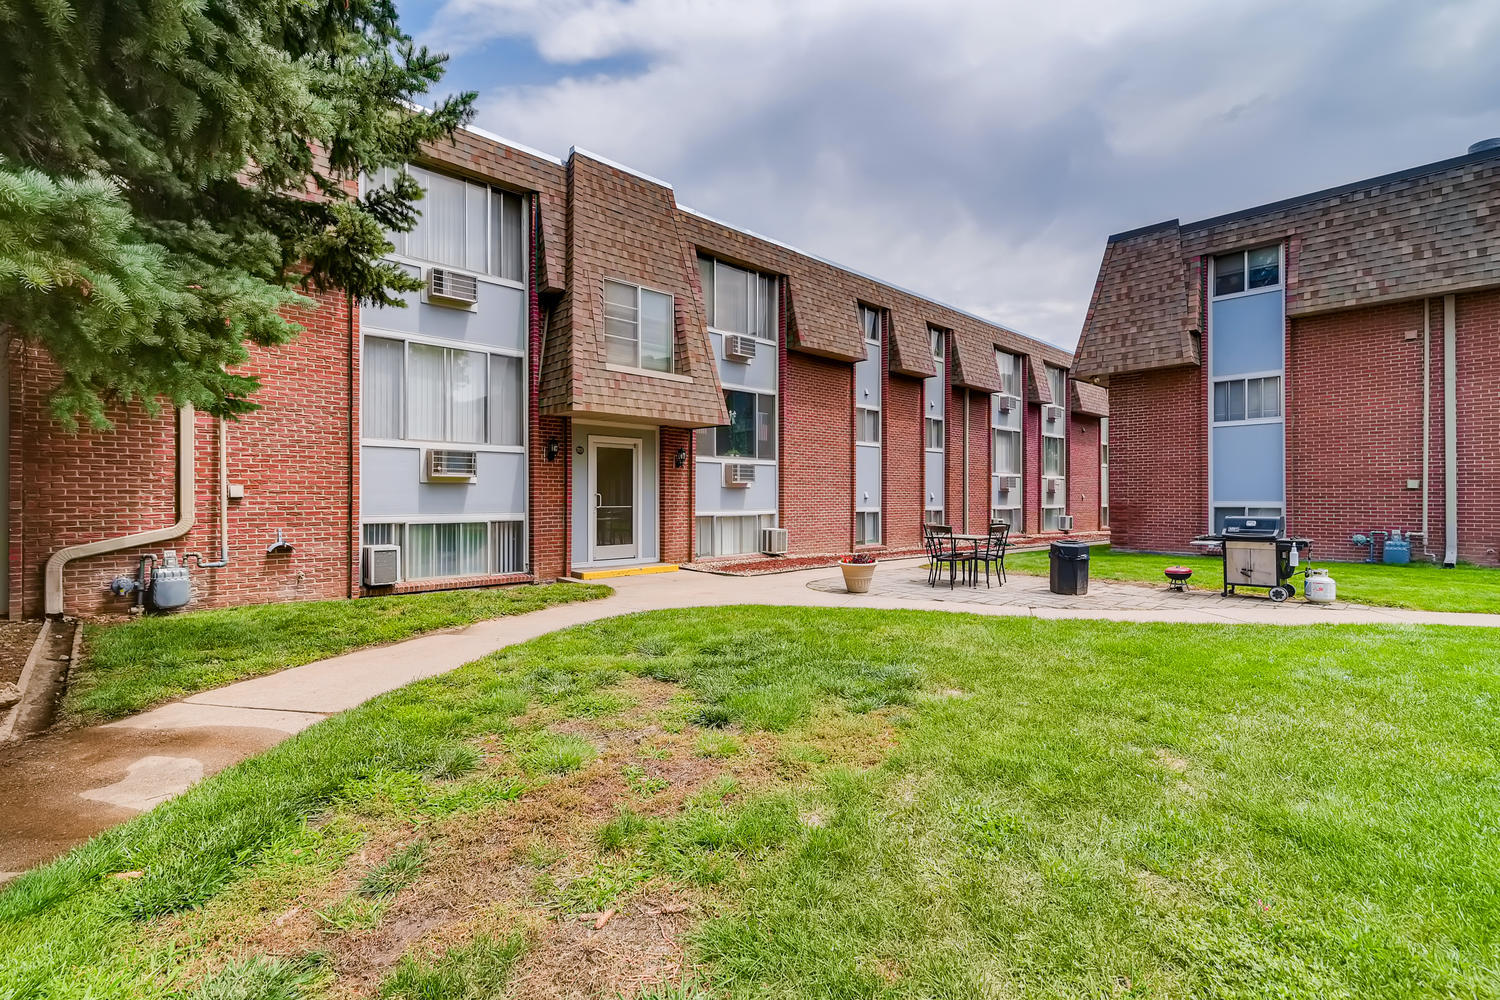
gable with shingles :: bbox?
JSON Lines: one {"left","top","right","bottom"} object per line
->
{"left": 1076, "top": 147, "right": 1500, "bottom": 379}
{"left": 1071, "top": 380, "right": 1108, "bottom": 417}
{"left": 544, "top": 152, "right": 727, "bottom": 428}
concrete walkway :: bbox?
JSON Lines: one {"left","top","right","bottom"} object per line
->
{"left": 3, "top": 560, "right": 1495, "bottom": 879}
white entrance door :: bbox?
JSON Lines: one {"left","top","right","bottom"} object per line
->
{"left": 589, "top": 437, "right": 640, "bottom": 562}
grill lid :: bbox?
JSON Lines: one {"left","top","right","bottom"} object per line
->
{"left": 1221, "top": 515, "right": 1283, "bottom": 537}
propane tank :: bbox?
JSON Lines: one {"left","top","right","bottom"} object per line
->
{"left": 1304, "top": 568, "right": 1337, "bottom": 604}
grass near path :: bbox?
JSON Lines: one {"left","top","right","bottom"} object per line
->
{"left": 64, "top": 583, "right": 611, "bottom": 726}
{"left": 1005, "top": 544, "right": 1500, "bottom": 614}
{"left": 3, "top": 607, "right": 1497, "bottom": 998}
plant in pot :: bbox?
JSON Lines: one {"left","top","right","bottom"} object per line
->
{"left": 840, "top": 552, "right": 878, "bottom": 594}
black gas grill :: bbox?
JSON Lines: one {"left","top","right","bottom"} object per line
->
{"left": 1193, "top": 516, "right": 1311, "bottom": 603}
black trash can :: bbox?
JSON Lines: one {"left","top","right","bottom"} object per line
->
{"left": 1049, "top": 541, "right": 1091, "bottom": 596}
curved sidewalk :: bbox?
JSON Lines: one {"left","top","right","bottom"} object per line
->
{"left": 3, "top": 560, "right": 1494, "bottom": 879}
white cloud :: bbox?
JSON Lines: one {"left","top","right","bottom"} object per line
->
{"left": 417, "top": 0, "right": 1500, "bottom": 349}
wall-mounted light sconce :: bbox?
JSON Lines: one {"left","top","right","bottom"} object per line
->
{"left": 545, "top": 438, "right": 560, "bottom": 462}
{"left": 674, "top": 447, "right": 688, "bottom": 469}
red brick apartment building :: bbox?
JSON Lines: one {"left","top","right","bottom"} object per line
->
{"left": 4, "top": 126, "right": 1107, "bottom": 619}
{"left": 1074, "top": 140, "right": 1500, "bottom": 565}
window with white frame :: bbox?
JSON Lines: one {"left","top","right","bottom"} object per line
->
{"left": 372, "top": 165, "right": 526, "bottom": 283}
{"left": 694, "top": 513, "right": 773, "bottom": 558}
{"left": 924, "top": 509, "right": 945, "bottom": 526}
{"left": 362, "top": 520, "right": 525, "bottom": 581}
{"left": 992, "top": 349, "right": 1023, "bottom": 530}
{"left": 362, "top": 335, "right": 524, "bottom": 446}
{"left": 1212, "top": 245, "right": 1280, "bottom": 297}
{"left": 604, "top": 279, "right": 674, "bottom": 373}
{"left": 856, "top": 305, "right": 882, "bottom": 445}
{"left": 1041, "top": 364, "right": 1067, "bottom": 531}
{"left": 697, "top": 257, "right": 777, "bottom": 340}
{"left": 1212, "top": 375, "right": 1281, "bottom": 422}
{"left": 696, "top": 390, "right": 775, "bottom": 460}
{"left": 1100, "top": 416, "right": 1109, "bottom": 528}
{"left": 925, "top": 417, "right": 944, "bottom": 450}
{"left": 856, "top": 511, "right": 881, "bottom": 545}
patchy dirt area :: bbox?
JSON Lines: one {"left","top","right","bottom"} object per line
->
{"left": 0, "top": 620, "right": 42, "bottom": 688}
{"left": 152, "top": 674, "right": 871, "bottom": 999}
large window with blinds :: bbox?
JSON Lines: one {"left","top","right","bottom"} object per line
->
{"left": 362, "top": 335, "right": 524, "bottom": 447}
{"left": 991, "top": 349, "right": 1023, "bottom": 530}
{"left": 371, "top": 165, "right": 527, "bottom": 283}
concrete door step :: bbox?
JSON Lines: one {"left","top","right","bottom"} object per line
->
{"left": 575, "top": 563, "right": 680, "bottom": 580}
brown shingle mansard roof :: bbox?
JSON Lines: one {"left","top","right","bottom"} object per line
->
{"left": 1074, "top": 144, "right": 1500, "bottom": 380}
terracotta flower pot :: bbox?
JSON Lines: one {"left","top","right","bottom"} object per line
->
{"left": 839, "top": 560, "right": 876, "bottom": 594}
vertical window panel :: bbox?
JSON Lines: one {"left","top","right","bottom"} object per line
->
{"left": 407, "top": 343, "right": 446, "bottom": 440}
{"left": 640, "top": 288, "right": 674, "bottom": 372}
{"left": 488, "top": 354, "right": 523, "bottom": 446}
{"left": 447, "top": 349, "right": 487, "bottom": 444}
{"left": 362, "top": 337, "right": 404, "bottom": 439}
{"left": 502, "top": 192, "right": 524, "bottom": 283}
{"left": 464, "top": 182, "right": 487, "bottom": 273}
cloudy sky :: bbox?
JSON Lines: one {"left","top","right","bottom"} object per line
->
{"left": 398, "top": 0, "right": 1500, "bottom": 350}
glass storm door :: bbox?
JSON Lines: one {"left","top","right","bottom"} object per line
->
{"left": 589, "top": 439, "right": 639, "bottom": 561}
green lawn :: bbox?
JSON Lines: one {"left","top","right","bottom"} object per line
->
{"left": 5, "top": 607, "right": 1497, "bottom": 998}
{"left": 1005, "top": 545, "right": 1500, "bottom": 614}
{"left": 64, "top": 583, "right": 611, "bottom": 726}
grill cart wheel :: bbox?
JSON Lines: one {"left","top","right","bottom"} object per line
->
{"left": 1268, "top": 585, "right": 1291, "bottom": 603}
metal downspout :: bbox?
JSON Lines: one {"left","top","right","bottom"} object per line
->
{"left": 44, "top": 405, "right": 197, "bottom": 616}
{"left": 1443, "top": 294, "right": 1458, "bottom": 567}
{"left": 962, "top": 390, "right": 970, "bottom": 531}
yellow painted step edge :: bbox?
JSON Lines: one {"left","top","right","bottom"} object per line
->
{"left": 575, "top": 564, "right": 681, "bottom": 580}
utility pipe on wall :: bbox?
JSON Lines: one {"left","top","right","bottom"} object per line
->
{"left": 962, "top": 390, "right": 970, "bottom": 531}
{"left": 1443, "top": 294, "right": 1458, "bottom": 568}
{"left": 44, "top": 405, "right": 197, "bottom": 616}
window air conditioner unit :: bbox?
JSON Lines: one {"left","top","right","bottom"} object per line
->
{"left": 996, "top": 393, "right": 1020, "bottom": 414}
{"left": 426, "top": 267, "right": 478, "bottom": 307}
{"left": 1042, "top": 403, "right": 1065, "bottom": 424}
{"left": 724, "top": 334, "right": 757, "bottom": 362}
{"left": 426, "top": 448, "right": 478, "bottom": 482}
{"left": 723, "top": 463, "right": 757, "bottom": 487}
{"left": 362, "top": 545, "right": 401, "bottom": 586}
{"left": 1058, "top": 514, "right": 1075, "bottom": 531}
{"left": 997, "top": 474, "right": 1021, "bottom": 492}
{"left": 1044, "top": 476, "right": 1064, "bottom": 496}
{"left": 761, "top": 527, "right": 789, "bottom": 554}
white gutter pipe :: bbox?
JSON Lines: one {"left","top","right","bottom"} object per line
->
{"left": 1421, "top": 299, "right": 1430, "bottom": 550}
{"left": 1443, "top": 295, "right": 1458, "bottom": 568}
{"left": 43, "top": 405, "right": 197, "bottom": 616}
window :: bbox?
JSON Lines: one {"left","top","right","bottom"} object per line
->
{"left": 856, "top": 407, "right": 880, "bottom": 444}
{"left": 1213, "top": 375, "right": 1281, "bottom": 422}
{"left": 363, "top": 336, "right": 523, "bottom": 446}
{"left": 695, "top": 514, "right": 772, "bottom": 558}
{"left": 861, "top": 305, "right": 881, "bottom": 345}
{"left": 930, "top": 329, "right": 944, "bottom": 360}
{"left": 924, "top": 509, "right": 945, "bottom": 526}
{"left": 1212, "top": 506, "right": 1283, "bottom": 534}
{"left": 1042, "top": 365, "right": 1066, "bottom": 528}
{"left": 1213, "top": 245, "right": 1280, "bottom": 297}
{"left": 604, "top": 279, "right": 674, "bottom": 373}
{"left": 925, "top": 417, "right": 944, "bottom": 450}
{"left": 698, "top": 390, "right": 775, "bottom": 460}
{"left": 698, "top": 257, "right": 777, "bottom": 339}
{"left": 995, "top": 350, "right": 1022, "bottom": 396}
{"left": 1045, "top": 364, "right": 1066, "bottom": 407}
{"left": 1098, "top": 416, "right": 1110, "bottom": 530}
{"left": 373, "top": 166, "right": 526, "bottom": 282}
{"left": 362, "top": 520, "right": 525, "bottom": 581}
{"left": 855, "top": 511, "right": 881, "bottom": 545}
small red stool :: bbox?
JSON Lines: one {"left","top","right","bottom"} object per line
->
{"left": 1164, "top": 566, "right": 1193, "bottom": 592}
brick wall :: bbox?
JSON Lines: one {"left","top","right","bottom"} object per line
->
{"left": 659, "top": 426, "right": 694, "bottom": 564}
{"left": 1453, "top": 289, "right": 1500, "bottom": 564}
{"left": 1069, "top": 414, "right": 1103, "bottom": 533}
{"left": 884, "top": 374, "right": 924, "bottom": 550}
{"left": 9, "top": 288, "right": 357, "bottom": 618}
{"left": 1105, "top": 366, "right": 1207, "bottom": 553}
{"left": 781, "top": 351, "right": 854, "bottom": 555}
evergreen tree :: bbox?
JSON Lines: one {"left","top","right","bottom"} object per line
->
{"left": 0, "top": 0, "right": 475, "bottom": 427}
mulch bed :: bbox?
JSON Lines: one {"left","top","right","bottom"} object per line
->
{"left": 0, "top": 621, "right": 43, "bottom": 688}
